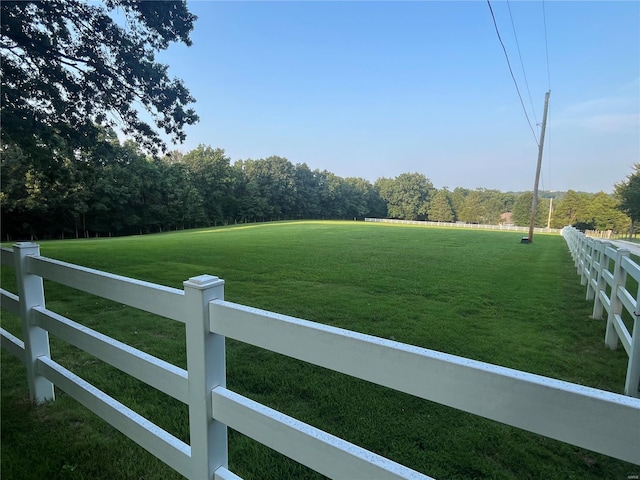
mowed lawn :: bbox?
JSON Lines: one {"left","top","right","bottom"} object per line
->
{"left": 0, "top": 221, "right": 634, "bottom": 479}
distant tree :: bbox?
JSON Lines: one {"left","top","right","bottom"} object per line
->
{"left": 233, "top": 163, "right": 270, "bottom": 222}
{"left": 364, "top": 183, "right": 388, "bottom": 218}
{"left": 458, "top": 190, "right": 484, "bottom": 223}
{"left": 482, "top": 197, "right": 504, "bottom": 224}
{"left": 587, "top": 192, "right": 630, "bottom": 232}
{"left": 343, "top": 177, "right": 376, "bottom": 219}
{"left": 1, "top": 0, "right": 198, "bottom": 157}
{"left": 159, "top": 160, "right": 207, "bottom": 230}
{"left": 449, "top": 187, "right": 469, "bottom": 221}
{"left": 512, "top": 192, "right": 549, "bottom": 227}
{"left": 183, "top": 146, "right": 235, "bottom": 225}
{"left": 428, "top": 188, "right": 455, "bottom": 222}
{"left": 615, "top": 164, "right": 640, "bottom": 236}
{"left": 375, "top": 173, "right": 434, "bottom": 220}
{"left": 319, "top": 172, "right": 349, "bottom": 218}
{"left": 550, "top": 190, "right": 591, "bottom": 228}
{"left": 500, "top": 192, "right": 518, "bottom": 212}
{"left": 238, "top": 156, "right": 298, "bottom": 220}
{"left": 292, "top": 163, "right": 321, "bottom": 219}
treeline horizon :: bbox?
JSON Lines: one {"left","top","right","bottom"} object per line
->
{"left": 1, "top": 133, "right": 630, "bottom": 241}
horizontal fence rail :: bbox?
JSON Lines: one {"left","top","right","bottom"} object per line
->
{"left": 2, "top": 240, "right": 640, "bottom": 480}
{"left": 36, "top": 355, "right": 192, "bottom": 478}
{"left": 27, "top": 254, "right": 186, "bottom": 323}
{"left": 32, "top": 306, "right": 189, "bottom": 403}
{"left": 210, "top": 300, "right": 640, "bottom": 465}
{"left": 365, "top": 217, "right": 561, "bottom": 234}
{"left": 1, "top": 246, "right": 15, "bottom": 266}
{"left": 562, "top": 227, "right": 640, "bottom": 398}
{"left": 0, "top": 328, "right": 25, "bottom": 363}
{"left": 1, "top": 243, "right": 200, "bottom": 478}
{"left": 211, "top": 387, "right": 431, "bottom": 480}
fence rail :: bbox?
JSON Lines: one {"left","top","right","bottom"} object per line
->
{"left": 562, "top": 226, "right": 640, "bottom": 398}
{"left": 365, "top": 217, "right": 561, "bottom": 234}
{"left": 1, "top": 241, "right": 639, "bottom": 480}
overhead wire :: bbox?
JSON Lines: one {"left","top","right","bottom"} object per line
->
{"left": 506, "top": 0, "right": 538, "bottom": 129}
{"left": 486, "top": 0, "right": 539, "bottom": 146}
{"left": 542, "top": 0, "right": 551, "bottom": 91}
{"left": 541, "top": 0, "right": 552, "bottom": 192}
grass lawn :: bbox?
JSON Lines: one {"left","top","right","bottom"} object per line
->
{"left": 1, "top": 221, "right": 636, "bottom": 479}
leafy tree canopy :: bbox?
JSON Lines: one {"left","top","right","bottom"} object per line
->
{"left": 511, "top": 191, "right": 549, "bottom": 228}
{"left": 427, "top": 188, "right": 454, "bottom": 222}
{"left": 615, "top": 164, "right": 640, "bottom": 225}
{"left": 0, "top": 0, "right": 198, "bottom": 157}
{"left": 375, "top": 173, "right": 434, "bottom": 220}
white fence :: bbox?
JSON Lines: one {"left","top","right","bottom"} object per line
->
{"left": 365, "top": 217, "right": 562, "bottom": 234}
{"left": 1, "top": 242, "right": 639, "bottom": 479}
{"left": 562, "top": 226, "right": 640, "bottom": 398}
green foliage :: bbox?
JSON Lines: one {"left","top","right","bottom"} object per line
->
{"left": 549, "top": 189, "right": 630, "bottom": 232}
{"left": 454, "top": 189, "right": 511, "bottom": 224}
{"left": 183, "top": 146, "right": 236, "bottom": 225}
{"left": 427, "top": 188, "right": 455, "bottom": 222}
{"left": 615, "top": 164, "right": 640, "bottom": 230}
{"left": 450, "top": 187, "right": 469, "bottom": 219}
{"left": 375, "top": 173, "right": 434, "bottom": 220}
{"left": 1, "top": 0, "right": 198, "bottom": 156}
{"left": 512, "top": 192, "right": 550, "bottom": 227}
{"left": 0, "top": 138, "right": 388, "bottom": 239}
{"left": 588, "top": 192, "right": 629, "bottom": 231}
{"left": 458, "top": 190, "right": 485, "bottom": 223}
{"left": 1, "top": 223, "right": 633, "bottom": 479}
{"left": 550, "top": 190, "right": 591, "bottom": 228}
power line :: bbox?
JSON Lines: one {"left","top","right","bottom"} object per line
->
{"left": 506, "top": 0, "right": 538, "bottom": 127}
{"left": 542, "top": 0, "right": 551, "bottom": 90}
{"left": 486, "top": 0, "right": 539, "bottom": 146}
{"left": 541, "top": 0, "right": 552, "bottom": 190}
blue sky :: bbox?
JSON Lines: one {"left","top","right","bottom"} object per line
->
{"left": 156, "top": 1, "right": 639, "bottom": 193}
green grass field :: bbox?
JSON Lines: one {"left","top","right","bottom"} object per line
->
{"left": 1, "top": 221, "right": 636, "bottom": 479}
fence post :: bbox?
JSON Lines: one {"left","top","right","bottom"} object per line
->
{"left": 184, "top": 275, "right": 227, "bottom": 479}
{"left": 585, "top": 239, "right": 598, "bottom": 299}
{"left": 591, "top": 242, "right": 611, "bottom": 320}
{"left": 576, "top": 233, "right": 586, "bottom": 275}
{"left": 626, "top": 313, "right": 640, "bottom": 397}
{"left": 605, "top": 249, "right": 630, "bottom": 349}
{"left": 13, "top": 242, "right": 55, "bottom": 404}
{"left": 580, "top": 237, "right": 593, "bottom": 286}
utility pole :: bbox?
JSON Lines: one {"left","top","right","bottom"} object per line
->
{"left": 527, "top": 91, "right": 550, "bottom": 243}
{"left": 546, "top": 197, "right": 553, "bottom": 230}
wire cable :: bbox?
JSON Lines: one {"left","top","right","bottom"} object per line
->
{"left": 486, "top": 0, "right": 539, "bottom": 146}
{"left": 542, "top": 0, "right": 551, "bottom": 90}
{"left": 506, "top": 0, "right": 538, "bottom": 127}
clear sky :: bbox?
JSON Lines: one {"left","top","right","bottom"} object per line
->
{"left": 156, "top": 1, "right": 639, "bottom": 194}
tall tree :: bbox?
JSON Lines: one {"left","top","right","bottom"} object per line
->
{"left": 458, "top": 190, "right": 484, "bottom": 223}
{"left": 512, "top": 192, "right": 549, "bottom": 228}
{"left": 1, "top": 0, "right": 198, "bottom": 156}
{"left": 615, "top": 164, "right": 640, "bottom": 235}
{"left": 292, "top": 163, "right": 321, "bottom": 219}
{"left": 482, "top": 196, "right": 505, "bottom": 224}
{"left": 345, "top": 177, "right": 386, "bottom": 218}
{"left": 428, "top": 188, "right": 455, "bottom": 222}
{"left": 183, "top": 146, "right": 235, "bottom": 225}
{"left": 237, "top": 156, "right": 298, "bottom": 221}
{"left": 450, "top": 187, "right": 470, "bottom": 221}
{"left": 587, "top": 192, "right": 630, "bottom": 232}
{"left": 550, "top": 190, "right": 591, "bottom": 228}
{"left": 375, "top": 173, "right": 434, "bottom": 220}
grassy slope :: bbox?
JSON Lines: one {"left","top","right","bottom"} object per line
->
{"left": 0, "top": 221, "right": 635, "bottom": 479}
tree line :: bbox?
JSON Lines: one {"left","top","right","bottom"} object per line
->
{"left": 2, "top": 0, "right": 635, "bottom": 242}
{"left": 1, "top": 133, "right": 632, "bottom": 241}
